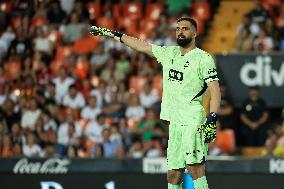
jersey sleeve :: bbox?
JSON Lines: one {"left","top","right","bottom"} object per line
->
{"left": 200, "top": 54, "right": 219, "bottom": 84}
{"left": 151, "top": 44, "right": 172, "bottom": 65}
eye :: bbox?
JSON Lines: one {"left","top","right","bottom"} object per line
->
{"left": 182, "top": 27, "right": 190, "bottom": 31}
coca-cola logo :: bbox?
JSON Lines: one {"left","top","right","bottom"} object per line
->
{"left": 13, "top": 158, "right": 70, "bottom": 174}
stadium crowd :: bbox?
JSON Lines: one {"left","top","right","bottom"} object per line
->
{"left": 0, "top": 0, "right": 283, "bottom": 158}
{"left": 236, "top": 0, "right": 284, "bottom": 52}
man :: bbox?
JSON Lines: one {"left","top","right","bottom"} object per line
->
{"left": 240, "top": 86, "right": 269, "bottom": 146}
{"left": 90, "top": 17, "right": 221, "bottom": 189}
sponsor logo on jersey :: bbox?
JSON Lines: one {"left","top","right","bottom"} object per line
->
{"left": 169, "top": 69, "right": 183, "bottom": 81}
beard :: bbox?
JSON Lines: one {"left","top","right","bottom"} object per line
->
{"left": 177, "top": 36, "right": 193, "bottom": 47}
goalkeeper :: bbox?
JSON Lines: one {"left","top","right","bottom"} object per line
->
{"left": 90, "top": 17, "right": 221, "bottom": 189}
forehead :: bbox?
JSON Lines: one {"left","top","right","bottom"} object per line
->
{"left": 176, "top": 20, "right": 192, "bottom": 28}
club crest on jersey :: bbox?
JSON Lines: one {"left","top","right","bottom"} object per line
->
{"left": 169, "top": 69, "right": 183, "bottom": 81}
{"left": 184, "top": 61, "right": 190, "bottom": 69}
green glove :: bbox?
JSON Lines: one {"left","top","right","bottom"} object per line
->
{"left": 89, "top": 26, "right": 123, "bottom": 42}
{"left": 202, "top": 112, "right": 217, "bottom": 143}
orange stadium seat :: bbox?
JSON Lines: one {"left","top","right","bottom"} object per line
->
{"left": 191, "top": 16, "right": 205, "bottom": 35}
{"left": 117, "top": 17, "right": 138, "bottom": 36}
{"left": 87, "top": 2, "right": 101, "bottom": 20}
{"left": 73, "top": 35, "right": 98, "bottom": 55}
{"left": 146, "top": 3, "right": 164, "bottom": 20}
{"left": 96, "top": 17, "right": 115, "bottom": 30}
{"left": 74, "top": 58, "right": 90, "bottom": 79}
{"left": 55, "top": 46, "right": 73, "bottom": 61}
{"left": 31, "top": 16, "right": 48, "bottom": 27}
{"left": 275, "top": 16, "right": 284, "bottom": 28}
{"left": 112, "top": 3, "right": 122, "bottom": 19}
{"left": 215, "top": 129, "right": 236, "bottom": 154}
{"left": 261, "top": 0, "right": 281, "bottom": 7}
{"left": 124, "top": 2, "right": 142, "bottom": 20}
{"left": 192, "top": 1, "right": 210, "bottom": 21}
{"left": 140, "top": 19, "right": 158, "bottom": 34}
{"left": 0, "top": 2, "right": 13, "bottom": 14}
{"left": 129, "top": 76, "right": 147, "bottom": 94}
{"left": 49, "top": 61, "right": 63, "bottom": 76}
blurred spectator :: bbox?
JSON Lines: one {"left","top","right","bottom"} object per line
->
{"left": 81, "top": 95, "right": 101, "bottom": 120}
{"left": 93, "top": 128, "right": 124, "bottom": 158}
{"left": 0, "top": 135, "right": 13, "bottom": 157}
{"left": 59, "top": 0, "right": 75, "bottom": 15}
{"left": 253, "top": 29, "right": 274, "bottom": 52}
{"left": 144, "top": 139, "right": 163, "bottom": 157}
{"left": 110, "top": 125, "right": 123, "bottom": 146}
{"left": 265, "top": 121, "right": 284, "bottom": 156}
{"left": 139, "top": 82, "right": 160, "bottom": 109}
{"left": 217, "top": 84, "right": 235, "bottom": 130}
{"left": 0, "top": 26, "right": 15, "bottom": 56}
{"left": 10, "top": 122, "right": 25, "bottom": 145}
{"left": 247, "top": 0, "right": 269, "bottom": 24}
{"left": 118, "top": 117, "right": 132, "bottom": 148}
{"left": 34, "top": 115, "right": 57, "bottom": 149}
{"left": 115, "top": 50, "right": 130, "bottom": 81}
{"left": 237, "top": 15, "right": 257, "bottom": 35}
{"left": 125, "top": 94, "right": 145, "bottom": 120}
{"left": 116, "top": 81, "right": 130, "bottom": 105}
{"left": 236, "top": 27, "right": 254, "bottom": 52}
{"left": 90, "top": 43, "right": 109, "bottom": 73}
{"left": 240, "top": 86, "right": 269, "bottom": 146}
{"left": 102, "top": 91, "right": 124, "bottom": 119}
{"left": 90, "top": 81, "right": 106, "bottom": 109}
{"left": 63, "top": 84, "right": 86, "bottom": 109}
{"left": 33, "top": 27, "right": 53, "bottom": 55}
{"left": 1, "top": 98, "right": 21, "bottom": 130}
{"left": 41, "top": 110, "right": 57, "bottom": 132}
{"left": 132, "top": 108, "right": 167, "bottom": 142}
{"left": 0, "top": 84, "right": 17, "bottom": 106}
{"left": 13, "top": 142, "right": 23, "bottom": 157}
{"left": 52, "top": 67, "right": 75, "bottom": 104}
{"left": 0, "top": 119, "right": 8, "bottom": 143}
{"left": 44, "top": 82, "right": 57, "bottom": 105}
{"left": 72, "top": 1, "right": 89, "bottom": 21}
{"left": 21, "top": 98, "right": 41, "bottom": 131}
{"left": 57, "top": 118, "right": 81, "bottom": 152}
{"left": 84, "top": 114, "right": 107, "bottom": 143}
{"left": 127, "top": 140, "right": 144, "bottom": 158}
{"left": 47, "top": 0, "right": 67, "bottom": 24}
{"left": 63, "top": 12, "right": 87, "bottom": 43}
{"left": 43, "top": 143, "right": 56, "bottom": 158}
{"left": 22, "top": 133, "right": 43, "bottom": 157}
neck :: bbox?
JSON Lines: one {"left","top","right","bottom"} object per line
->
{"left": 180, "top": 42, "right": 196, "bottom": 55}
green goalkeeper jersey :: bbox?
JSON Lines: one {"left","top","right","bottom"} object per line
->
{"left": 152, "top": 45, "right": 219, "bottom": 125}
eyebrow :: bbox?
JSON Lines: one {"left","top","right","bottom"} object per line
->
{"left": 176, "top": 26, "right": 190, "bottom": 29}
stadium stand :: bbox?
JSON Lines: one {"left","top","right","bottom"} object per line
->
{"left": 0, "top": 0, "right": 283, "bottom": 160}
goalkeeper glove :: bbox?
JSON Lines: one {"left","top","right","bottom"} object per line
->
{"left": 202, "top": 112, "right": 217, "bottom": 143}
{"left": 89, "top": 26, "right": 123, "bottom": 42}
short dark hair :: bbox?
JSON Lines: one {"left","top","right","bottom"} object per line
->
{"left": 177, "top": 17, "right": 197, "bottom": 30}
